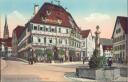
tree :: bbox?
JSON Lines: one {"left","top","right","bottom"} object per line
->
{"left": 69, "top": 50, "right": 75, "bottom": 61}
{"left": 89, "top": 49, "right": 107, "bottom": 68}
{"left": 88, "top": 49, "right": 100, "bottom": 68}
{"left": 35, "top": 49, "right": 44, "bottom": 62}
{"left": 45, "top": 49, "right": 53, "bottom": 62}
{"left": 59, "top": 49, "right": 65, "bottom": 57}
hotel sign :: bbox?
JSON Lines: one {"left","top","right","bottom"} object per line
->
{"left": 42, "top": 17, "right": 62, "bottom": 25}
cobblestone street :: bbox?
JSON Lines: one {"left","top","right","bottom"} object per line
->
{"left": 1, "top": 57, "right": 128, "bottom": 82}
{"left": 1, "top": 57, "right": 84, "bottom": 82}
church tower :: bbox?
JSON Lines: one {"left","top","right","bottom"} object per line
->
{"left": 3, "top": 15, "right": 9, "bottom": 39}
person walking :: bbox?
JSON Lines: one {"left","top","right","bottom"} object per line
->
{"left": 108, "top": 58, "right": 112, "bottom": 67}
{"left": 83, "top": 57, "right": 87, "bottom": 64}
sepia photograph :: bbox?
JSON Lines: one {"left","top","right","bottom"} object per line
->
{"left": 0, "top": 0, "right": 128, "bottom": 82}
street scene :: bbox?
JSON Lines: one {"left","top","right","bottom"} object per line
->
{"left": 0, "top": 0, "right": 128, "bottom": 82}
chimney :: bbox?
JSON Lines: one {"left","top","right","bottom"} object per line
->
{"left": 34, "top": 4, "right": 39, "bottom": 15}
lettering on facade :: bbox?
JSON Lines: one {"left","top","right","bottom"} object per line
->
{"left": 42, "top": 17, "right": 62, "bottom": 25}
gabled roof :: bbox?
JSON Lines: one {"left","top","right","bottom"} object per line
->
{"left": 1, "top": 37, "right": 12, "bottom": 47}
{"left": 112, "top": 16, "right": 128, "bottom": 38}
{"left": 80, "top": 29, "right": 91, "bottom": 38}
{"left": 13, "top": 26, "right": 24, "bottom": 38}
{"left": 30, "top": 2, "right": 80, "bottom": 30}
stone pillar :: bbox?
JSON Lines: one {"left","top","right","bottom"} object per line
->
{"left": 95, "top": 25, "right": 101, "bottom": 55}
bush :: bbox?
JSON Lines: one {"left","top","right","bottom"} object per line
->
{"left": 89, "top": 49, "right": 107, "bottom": 68}
{"left": 45, "top": 49, "right": 53, "bottom": 59}
{"left": 88, "top": 49, "right": 100, "bottom": 68}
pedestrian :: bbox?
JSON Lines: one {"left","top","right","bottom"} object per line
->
{"left": 29, "top": 55, "right": 33, "bottom": 65}
{"left": 28, "top": 56, "right": 31, "bottom": 64}
{"left": 108, "top": 58, "right": 112, "bottom": 67}
{"left": 83, "top": 57, "right": 85, "bottom": 64}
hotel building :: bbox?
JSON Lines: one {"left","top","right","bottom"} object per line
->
{"left": 17, "top": 2, "right": 82, "bottom": 61}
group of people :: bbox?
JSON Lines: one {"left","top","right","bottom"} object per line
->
{"left": 28, "top": 56, "right": 36, "bottom": 65}
{"left": 107, "top": 57, "right": 113, "bottom": 67}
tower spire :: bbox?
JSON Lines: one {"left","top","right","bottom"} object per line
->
{"left": 3, "top": 15, "right": 9, "bottom": 39}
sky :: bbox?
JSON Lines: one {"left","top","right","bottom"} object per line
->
{"left": 0, "top": 0, "right": 127, "bottom": 38}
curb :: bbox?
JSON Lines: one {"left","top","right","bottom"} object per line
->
{"left": 16, "top": 58, "right": 28, "bottom": 63}
{"left": 64, "top": 72, "right": 96, "bottom": 82}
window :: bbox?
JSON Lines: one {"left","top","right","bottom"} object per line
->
{"left": 66, "top": 29, "right": 68, "bottom": 34}
{"left": 49, "top": 39, "right": 52, "bottom": 43}
{"left": 44, "top": 37, "right": 46, "bottom": 44}
{"left": 40, "top": 27, "right": 43, "bottom": 30}
{"left": 65, "top": 39, "right": 67, "bottom": 44}
{"left": 34, "top": 26, "right": 37, "bottom": 30}
{"left": 51, "top": 28, "right": 55, "bottom": 32}
{"left": 59, "top": 39, "right": 62, "bottom": 44}
{"left": 46, "top": 28, "right": 48, "bottom": 31}
{"left": 38, "top": 38, "right": 41, "bottom": 42}
{"left": 116, "top": 28, "right": 121, "bottom": 34}
{"left": 46, "top": 10, "right": 51, "bottom": 16}
{"left": 59, "top": 28, "right": 61, "bottom": 33}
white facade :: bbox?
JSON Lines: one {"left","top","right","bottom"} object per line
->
{"left": 18, "top": 22, "right": 82, "bottom": 61}
{"left": 0, "top": 43, "right": 12, "bottom": 57}
{"left": 113, "top": 18, "right": 127, "bottom": 63}
{"left": 81, "top": 32, "right": 95, "bottom": 59}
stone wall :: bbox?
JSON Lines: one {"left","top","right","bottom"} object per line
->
{"left": 76, "top": 67, "right": 120, "bottom": 81}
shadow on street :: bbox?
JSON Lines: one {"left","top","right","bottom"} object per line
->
{"left": 2, "top": 57, "right": 28, "bottom": 63}
{"left": 1, "top": 75, "right": 43, "bottom": 82}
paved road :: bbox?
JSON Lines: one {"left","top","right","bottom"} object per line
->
{"left": 1, "top": 57, "right": 86, "bottom": 82}
{"left": 1, "top": 57, "right": 128, "bottom": 82}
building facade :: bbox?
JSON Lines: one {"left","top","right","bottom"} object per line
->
{"left": 112, "top": 16, "right": 128, "bottom": 63}
{"left": 80, "top": 30, "right": 95, "bottom": 60}
{"left": 17, "top": 3, "right": 82, "bottom": 61}
{"left": 100, "top": 38, "right": 113, "bottom": 57}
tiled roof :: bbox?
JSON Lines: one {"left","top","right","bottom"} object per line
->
{"left": 112, "top": 16, "right": 128, "bottom": 38}
{"left": 0, "top": 37, "right": 12, "bottom": 47}
{"left": 80, "top": 29, "right": 91, "bottom": 38}
{"left": 100, "top": 38, "right": 113, "bottom": 46}
{"left": 118, "top": 16, "right": 128, "bottom": 34}
{"left": 13, "top": 26, "right": 24, "bottom": 38}
{"left": 103, "top": 45, "right": 112, "bottom": 51}
{"left": 30, "top": 3, "right": 79, "bottom": 30}
{"left": 3, "top": 37, "right": 12, "bottom": 47}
